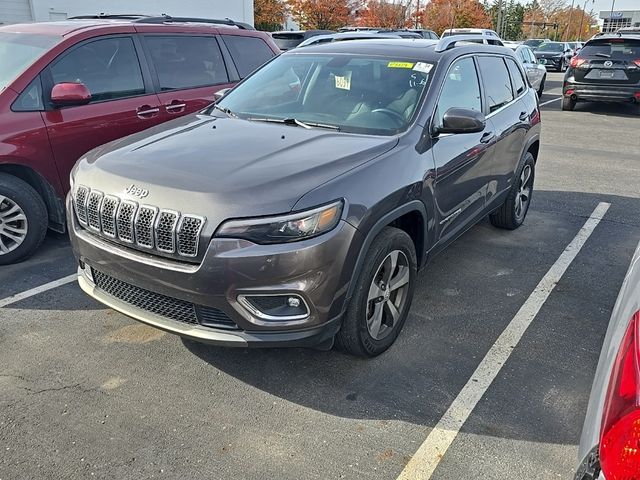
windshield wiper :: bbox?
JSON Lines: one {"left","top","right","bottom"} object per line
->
{"left": 594, "top": 52, "right": 611, "bottom": 58}
{"left": 211, "top": 104, "right": 236, "bottom": 118}
{"left": 247, "top": 117, "right": 340, "bottom": 131}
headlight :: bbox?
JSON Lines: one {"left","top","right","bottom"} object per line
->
{"left": 216, "top": 200, "right": 344, "bottom": 244}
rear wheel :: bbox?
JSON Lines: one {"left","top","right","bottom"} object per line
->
{"left": 537, "top": 75, "right": 545, "bottom": 97}
{"left": 0, "top": 173, "right": 47, "bottom": 265}
{"left": 490, "top": 153, "right": 535, "bottom": 230}
{"left": 562, "top": 96, "right": 576, "bottom": 111}
{"left": 336, "top": 227, "right": 417, "bottom": 357}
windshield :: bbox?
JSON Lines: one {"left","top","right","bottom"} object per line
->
{"left": 215, "top": 53, "right": 434, "bottom": 136}
{"left": 537, "top": 42, "right": 564, "bottom": 52}
{"left": 580, "top": 39, "right": 640, "bottom": 59}
{"left": 524, "top": 39, "right": 544, "bottom": 48}
{"left": 0, "top": 33, "right": 59, "bottom": 89}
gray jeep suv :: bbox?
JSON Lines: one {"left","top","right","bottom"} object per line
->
{"left": 68, "top": 37, "right": 541, "bottom": 356}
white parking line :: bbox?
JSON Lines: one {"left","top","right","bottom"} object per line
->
{"left": 0, "top": 273, "right": 77, "bottom": 309}
{"left": 540, "top": 97, "right": 562, "bottom": 107}
{"left": 397, "top": 201, "right": 611, "bottom": 480}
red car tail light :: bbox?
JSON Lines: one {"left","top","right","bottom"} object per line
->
{"left": 600, "top": 311, "right": 640, "bottom": 480}
{"left": 633, "top": 60, "right": 640, "bottom": 68}
{"left": 570, "top": 57, "right": 586, "bottom": 68}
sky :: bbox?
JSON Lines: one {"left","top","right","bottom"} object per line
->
{"left": 576, "top": 0, "right": 638, "bottom": 14}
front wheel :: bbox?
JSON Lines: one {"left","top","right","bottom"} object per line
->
{"left": 336, "top": 227, "right": 417, "bottom": 357}
{"left": 490, "top": 153, "right": 535, "bottom": 230}
{"left": 0, "top": 173, "right": 48, "bottom": 265}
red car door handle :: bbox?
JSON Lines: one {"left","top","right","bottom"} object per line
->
{"left": 165, "top": 102, "right": 186, "bottom": 113}
{"left": 136, "top": 106, "right": 160, "bottom": 118}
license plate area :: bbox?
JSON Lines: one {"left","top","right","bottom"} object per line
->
{"left": 600, "top": 70, "right": 615, "bottom": 79}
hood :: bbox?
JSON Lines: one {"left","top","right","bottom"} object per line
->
{"left": 74, "top": 114, "right": 397, "bottom": 232}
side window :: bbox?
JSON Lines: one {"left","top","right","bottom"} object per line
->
{"left": 517, "top": 49, "right": 527, "bottom": 64}
{"left": 145, "top": 36, "right": 229, "bottom": 90}
{"left": 222, "top": 35, "right": 275, "bottom": 78}
{"left": 50, "top": 37, "right": 145, "bottom": 102}
{"left": 13, "top": 76, "right": 44, "bottom": 111}
{"left": 435, "top": 57, "right": 482, "bottom": 128}
{"left": 527, "top": 49, "right": 537, "bottom": 64}
{"left": 477, "top": 56, "right": 514, "bottom": 113}
{"left": 506, "top": 57, "right": 526, "bottom": 95}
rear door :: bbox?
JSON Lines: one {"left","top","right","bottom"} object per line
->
{"left": 42, "top": 35, "right": 163, "bottom": 193}
{"left": 141, "top": 34, "right": 236, "bottom": 119}
{"left": 477, "top": 55, "right": 526, "bottom": 201}
{"left": 574, "top": 38, "right": 640, "bottom": 85}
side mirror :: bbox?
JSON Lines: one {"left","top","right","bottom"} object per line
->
{"left": 436, "top": 108, "right": 486, "bottom": 134}
{"left": 50, "top": 82, "right": 91, "bottom": 107}
{"left": 214, "top": 87, "right": 232, "bottom": 102}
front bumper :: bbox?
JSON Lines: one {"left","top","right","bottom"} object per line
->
{"left": 68, "top": 195, "right": 362, "bottom": 347}
{"left": 564, "top": 80, "right": 639, "bottom": 103}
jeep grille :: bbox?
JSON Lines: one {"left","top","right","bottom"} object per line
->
{"left": 73, "top": 185, "right": 205, "bottom": 259}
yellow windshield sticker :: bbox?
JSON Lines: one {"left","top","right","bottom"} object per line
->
{"left": 387, "top": 61, "right": 414, "bottom": 69}
{"left": 334, "top": 71, "right": 352, "bottom": 90}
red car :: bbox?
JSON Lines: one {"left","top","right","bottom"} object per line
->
{"left": 0, "top": 14, "right": 279, "bottom": 264}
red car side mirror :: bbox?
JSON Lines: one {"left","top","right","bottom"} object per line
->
{"left": 51, "top": 82, "right": 92, "bottom": 107}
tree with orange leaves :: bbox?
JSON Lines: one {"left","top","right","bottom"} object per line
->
{"left": 289, "top": 0, "right": 357, "bottom": 30}
{"left": 358, "top": 0, "right": 412, "bottom": 29}
{"left": 420, "top": 0, "right": 492, "bottom": 36}
{"left": 254, "top": 0, "right": 288, "bottom": 31}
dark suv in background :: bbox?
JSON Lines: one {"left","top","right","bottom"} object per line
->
{"left": 562, "top": 34, "right": 640, "bottom": 112}
{"left": 0, "top": 14, "right": 279, "bottom": 264}
{"left": 68, "top": 35, "right": 541, "bottom": 357}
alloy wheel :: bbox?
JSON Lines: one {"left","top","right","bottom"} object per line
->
{"left": 0, "top": 195, "right": 28, "bottom": 255}
{"left": 515, "top": 165, "right": 533, "bottom": 221}
{"left": 366, "top": 250, "right": 411, "bottom": 340}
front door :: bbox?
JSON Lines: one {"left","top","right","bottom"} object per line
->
{"left": 42, "top": 35, "right": 163, "bottom": 193}
{"left": 430, "top": 56, "right": 496, "bottom": 244}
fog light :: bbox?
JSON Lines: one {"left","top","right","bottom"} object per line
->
{"left": 238, "top": 294, "right": 309, "bottom": 321}
{"left": 287, "top": 297, "right": 301, "bottom": 308}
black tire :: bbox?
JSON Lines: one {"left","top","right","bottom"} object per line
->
{"left": 336, "top": 227, "right": 417, "bottom": 357}
{"left": 0, "top": 173, "right": 47, "bottom": 265}
{"left": 562, "top": 96, "right": 576, "bottom": 111}
{"left": 537, "top": 75, "right": 545, "bottom": 97}
{"left": 490, "top": 153, "right": 535, "bottom": 230}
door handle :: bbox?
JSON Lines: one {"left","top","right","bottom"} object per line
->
{"left": 480, "top": 131, "right": 495, "bottom": 144}
{"left": 136, "top": 106, "right": 160, "bottom": 118}
{"left": 519, "top": 111, "right": 528, "bottom": 121}
{"left": 165, "top": 102, "right": 186, "bottom": 113}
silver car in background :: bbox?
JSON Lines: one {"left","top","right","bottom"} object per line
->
{"left": 575, "top": 240, "right": 640, "bottom": 480}
{"left": 504, "top": 42, "right": 547, "bottom": 96}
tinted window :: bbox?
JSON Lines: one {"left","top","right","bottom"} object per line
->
{"left": 13, "top": 76, "right": 44, "bottom": 111}
{"left": 537, "top": 42, "right": 564, "bottom": 52}
{"left": 525, "top": 47, "right": 537, "bottom": 63}
{"left": 223, "top": 35, "right": 275, "bottom": 78}
{"left": 145, "top": 36, "right": 228, "bottom": 90}
{"left": 435, "top": 57, "right": 482, "bottom": 127}
{"left": 580, "top": 38, "right": 640, "bottom": 60}
{"left": 477, "top": 56, "right": 513, "bottom": 113}
{"left": 272, "top": 33, "right": 304, "bottom": 50}
{"left": 506, "top": 58, "right": 526, "bottom": 95}
{"left": 50, "top": 37, "right": 144, "bottom": 102}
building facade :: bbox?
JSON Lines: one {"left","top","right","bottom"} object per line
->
{"left": 599, "top": 9, "right": 640, "bottom": 33}
{"left": 0, "top": 0, "right": 254, "bottom": 25}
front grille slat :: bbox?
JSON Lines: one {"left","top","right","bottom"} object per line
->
{"left": 73, "top": 185, "right": 205, "bottom": 259}
{"left": 92, "top": 268, "right": 237, "bottom": 329}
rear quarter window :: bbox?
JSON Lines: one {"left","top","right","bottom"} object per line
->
{"left": 223, "top": 35, "right": 276, "bottom": 78}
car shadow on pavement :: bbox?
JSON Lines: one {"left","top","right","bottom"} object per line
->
{"left": 183, "top": 190, "right": 640, "bottom": 446}
{"left": 570, "top": 101, "right": 639, "bottom": 117}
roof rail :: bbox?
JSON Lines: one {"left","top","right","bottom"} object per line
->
{"left": 135, "top": 15, "right": 254, "bottom": 30}
{"left": 69, "top": 13, "right": 255, "bottom": 30}
{"left": 70, "top": 14, "right": 152, "bottom": 20}
{"left": 434, "top": 34, "right": 498, "bottom": 52}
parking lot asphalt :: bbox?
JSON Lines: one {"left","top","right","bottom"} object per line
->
{"left": 1, "top": 71, "right": 639, "bottom": 480}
